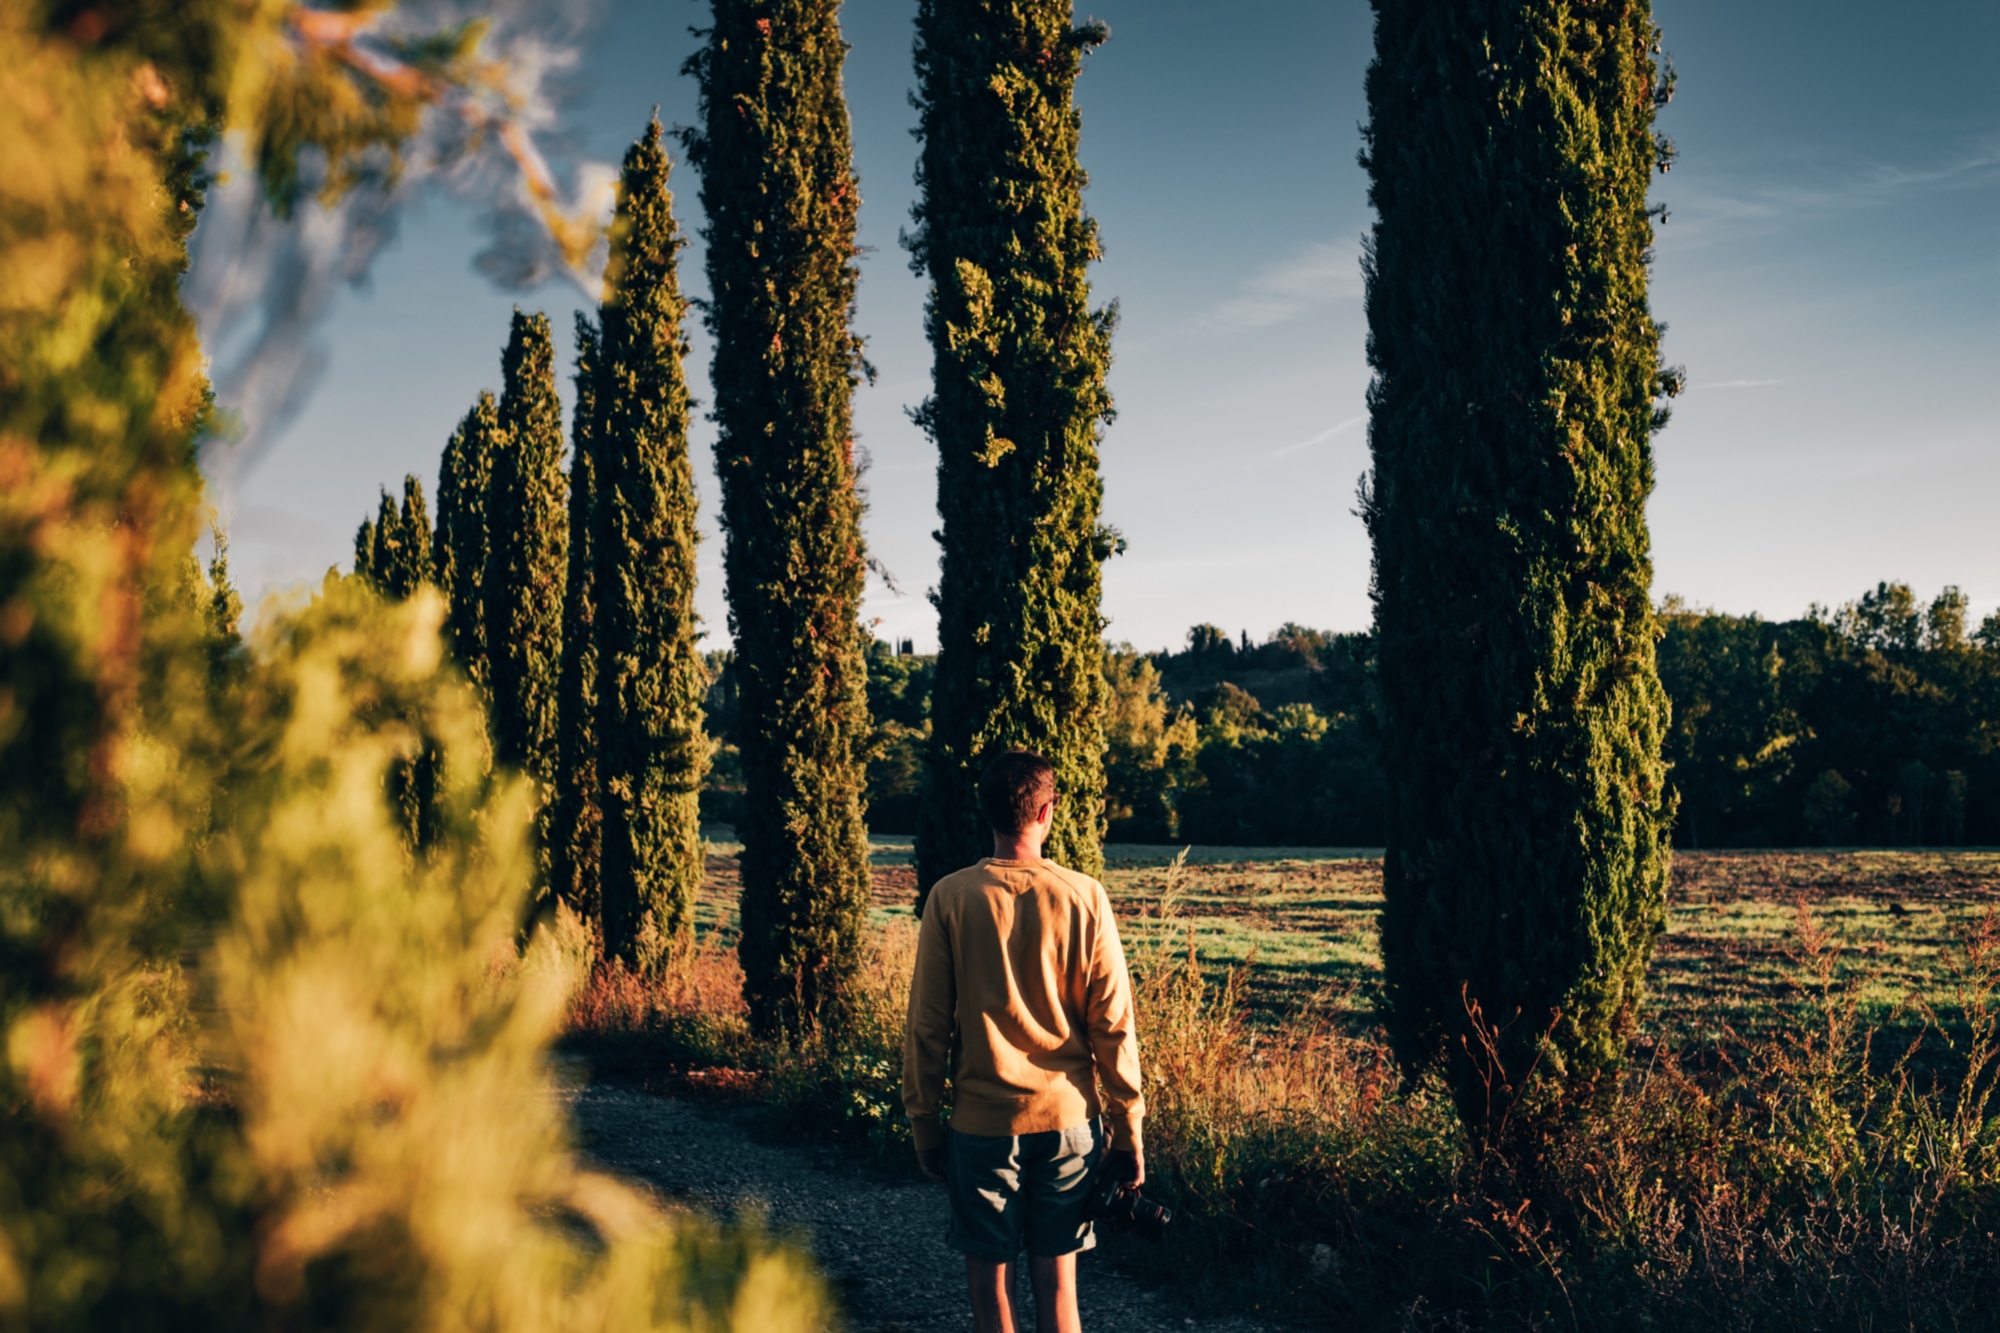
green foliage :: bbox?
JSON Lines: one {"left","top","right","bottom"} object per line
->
{"left": 1659, "top": 583, "right": 2000, "bottom": 847}
{"left": 1174, "top": 691, "right": 1383, "bottom": 847}
{"left": 1101, "top": 648, "right": 1195, "bottom": 841}
{"left": 862, "top": 643, "right": 935, "bottom": 835}
{"left": 594, "top": 119, "right": 709, "bottom": 961}
{"left": 206, "top": 584, "right": 822, "bottom": 1330}
{"left": 1655, "top": 598, "right": 1801, "bottom": 848}
{"left": 684, "top": 0, "right": 874, "bottom": 1036}
{"left": 433, "top": 392, "right": 501, "bottom": 689}
{"left": 1360, "top": 0, "right": 1677, "bottom": 1112}
{"left": 907, "top": 0, "right": 1117, "bottom": 904}
{"left": 549, "top": 315, "right": 604, "bottom": 922}
{"left": 487, "top": 310, "right": 569, "bottom": 789}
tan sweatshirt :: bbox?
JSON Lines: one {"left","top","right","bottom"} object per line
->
{"left": 902, "top": 857, "right": 1145, "bottom": 1154}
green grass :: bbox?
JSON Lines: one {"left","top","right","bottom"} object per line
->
{"left": 698, "top": 831, "right": 2000, "bottom": 1039}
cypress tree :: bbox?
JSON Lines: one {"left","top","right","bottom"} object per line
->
{"left": 487, "top": 310, "right": 569, "bottom": 787}
{"left": 595, "top": 118, "right": 709, "bottom": 961}
{"left": 352, "top": 477, "right": 436, "bottom": 599}
{"left": 1360, "top": 0, "right": 1678, "bottom": 1117}
{"left": 907, "top": 0, "right": 1117, "bottom": 906}
{"left": 548, "top": 314, "right": 604, "bottom": 922}
{"left": 370, "top": 487, "right": 400, "bottom": 591}
{"left": 393, "top": 475, "right": 436, "bottom": 595}
{"left": 684, "top": 0, "right": 875, "bottom": 1034}
{"left": 353, "top": 513, "right": 379, "bottom": 584}
{"left": 434, "top": 392, "right": 501, "bottom": 689}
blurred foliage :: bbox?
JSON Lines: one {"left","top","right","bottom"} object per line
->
{"left": 0, "top": 5, "right": 824, "bottom": 1326}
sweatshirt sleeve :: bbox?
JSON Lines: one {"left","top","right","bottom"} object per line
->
{"left": 901, "top": 887, "right": 956, "bottom": 1152}
{"left": 1084, "top": 882, "right": 1146, "bottom": 1152}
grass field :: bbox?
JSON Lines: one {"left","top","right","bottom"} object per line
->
{"left": 693, "top": 830, "right": 2000, "bottom": 1035}
{"left": 628, "top": 834, "right": 2000, "bottom": 1327}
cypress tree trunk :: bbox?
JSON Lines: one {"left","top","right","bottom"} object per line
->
{"left": 908, "top": 0, "right": 1117, "bottom": 907}
{"left": 1360, "top": 0, "right": 1677, "bottom": 1118}
{"left": 685, "top": 0, "right": 875, "bottom": 1035}
{"left": 595, "top": 118, "right": 710, "bottom": 962}
{"left": 548, "top": 314, "right": 604, "bottom": 923}
{"left": 434, "top": 393, "right": 501, "bottom": 690}
{"left": 487, "top": 310, "right": 569, "bottom": 788}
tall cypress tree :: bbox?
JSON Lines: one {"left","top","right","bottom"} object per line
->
{"left": 353, "top": 513, "right": 379, "bottom": 585}
{"left": 394, "top": 475, "right": 436, "bottom": 595}
{"left": 548, "top": 314, "right": 604, "bottom": 922}
{"left": 685, "top": 0, "right": 875, "bottom": 1034}
{"left": 1360, "top": 0, "right": 1678, "bottom": 1116}
{"left": 355, "top": 476, "right": 437, "bottom": 600}
{"left": 434, "top": 392, "right": 501, "bottom": 690}
{"left": 595, "top": 118, "right": 709, "bottom": 961}
{"left": 487, "top": 310, "right": 569, "bottom": 787}
{"left": 908, "top": 0, "right": 1117, "bottom": 906}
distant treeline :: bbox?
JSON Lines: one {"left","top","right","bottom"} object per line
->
{"left": 1659, "top": 583, "right": 2000, "bottom": 849}
{"left": 702, "top": 581, "right": 2000, "bottom": 851}
{"left": 705, "top": 622, "right": 1386, "bottom": 846}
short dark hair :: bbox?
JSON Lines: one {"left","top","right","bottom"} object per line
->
{"left": 979, "top": 750, "right": 1056, "bottom": 834}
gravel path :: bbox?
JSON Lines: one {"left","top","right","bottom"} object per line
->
{"left": 569, "top": 1083, "right": 1283, "bottom": 1333}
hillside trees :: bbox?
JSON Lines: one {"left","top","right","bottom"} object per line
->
{"left": 486, "top": 311, "right": 569, "bottom": 787}
{"left": 595, "top": 119, "right": 710, "bottom": 961}
{"left": 1360, "top": 0, "right": 1678, "bottom": 1116}
{"left": 685, "top": 0, "right": 875, "bottom": 1032}
{"left": 908, "top": 0, "right": 1118, "bottom": 903}
{"left": 548, "top": 315, "right": 604, "bottom": 920}
{"left": 434, "top": 392, "right": 502, "bottom": 688}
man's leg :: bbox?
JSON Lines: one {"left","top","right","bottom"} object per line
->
{"left": 1027, "top": 1253, "right": 1081, "bottom": 1333}
{"left": 966, "top": 1257, "right": 1026, "bottom": 1333}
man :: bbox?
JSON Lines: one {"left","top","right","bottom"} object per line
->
{"left": 902, "top": 750, "right": 1146, "bottom": 1333}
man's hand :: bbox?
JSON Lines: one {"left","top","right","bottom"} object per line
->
{"left": 1102, "top": 1146, "right": 1145, "bottom": 1189}
{"left": 917, "top": 1144, "right": 948, "bottom": 1183}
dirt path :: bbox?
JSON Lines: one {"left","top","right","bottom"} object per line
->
{"left": 569, "top": 1084, "right": 1282, "bottom": 1333}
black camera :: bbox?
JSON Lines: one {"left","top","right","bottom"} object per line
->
{"left": 1084, "top": 1168, "right": 1173, "bottom": 1242}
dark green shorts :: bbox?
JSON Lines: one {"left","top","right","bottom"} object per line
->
{"left": 945, "top": 1121, "right": 1104, "bottom": 1260}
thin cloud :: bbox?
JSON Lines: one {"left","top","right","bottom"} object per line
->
{"left": 1204, "top": 239, "right": 1363, "bottom": 331}
{"left": 1273, "top": 413, "right": 1368, "bottom": 459}
{"left": 1661, "top": 136, "right": 2000, "bottom": 246}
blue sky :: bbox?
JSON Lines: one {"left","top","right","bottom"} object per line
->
{"left": 212, "top": 0, "right": 2000, "bottom": 652}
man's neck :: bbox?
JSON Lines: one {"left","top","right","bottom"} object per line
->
{"left": 990, "top": 837, "right": 1044, "bottom": 863}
